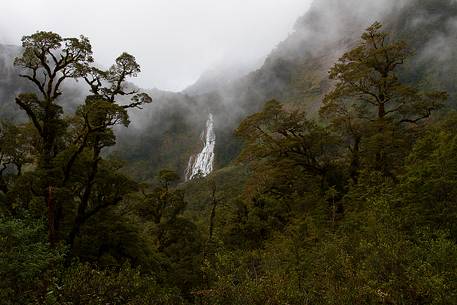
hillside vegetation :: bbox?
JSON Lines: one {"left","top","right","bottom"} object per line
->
{"left": 1, "top": 0, "right": 457, "bottom": 304}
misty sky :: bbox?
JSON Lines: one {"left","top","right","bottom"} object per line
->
{"left": 0, "top": 0, "right": 312, "bottom": 91}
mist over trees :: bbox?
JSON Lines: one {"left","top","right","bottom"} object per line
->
{"left": 1, "top": 0, "right": 457, "bottom": 304}
{"left": 111, "top": 0, "right": 457, "bottom": 180}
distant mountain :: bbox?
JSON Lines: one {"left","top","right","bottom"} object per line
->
{"left": 2, "top": 0, "right": 457, "bottom": 181}
{"left": 183, "top": 60, "right": 260, "bottom": 96}
{"left": 96, "top": 0, "right": 457, "bottom": 180}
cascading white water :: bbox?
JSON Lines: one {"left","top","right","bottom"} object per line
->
{"left": 185, "top": 113, "right": 216, "bottom": 181}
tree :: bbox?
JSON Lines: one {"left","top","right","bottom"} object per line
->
{"left": 14, "top": 32, "right": 93, "bottom": 170}
{"left": 400, "top": 113, "right": 457, "bottom": 240}
{"left": 236, "top": 99, "right": 341, "bottom": 193}
{"left": 233, "top": 100, "right": 341, "bottom": 248}
{"left": 14, "top": 31, "right": 93, "bottom": 244}
{"left": 0, "top": 122, "right": 34, "bottom": 196}
{"left": 13, "top": 31, "right": 151, "bottom": 246}
{"left": 137, "top": 170, "right": 203, "bottom": 294}
{"left": 320, "top": 22, "right": 447, "bottom": 177}
{"left": 64, "top": 53, "right": 151, "bottom": 249}
{"left": 207, "top": 180, "right": 223, "bottom": 242}
{"left": 139, "top": 170, "right": 186, "bottom": 243}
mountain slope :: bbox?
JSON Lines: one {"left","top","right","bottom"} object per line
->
{"left": 116, "top": 0, "right": 457, "bottom": 181}
{"left": 2, "top": 0, "right": 457, "bottom": 181}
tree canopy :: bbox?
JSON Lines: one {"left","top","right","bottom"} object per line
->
{"left": 1, "top": 22, "right": 457, "bottom": 305}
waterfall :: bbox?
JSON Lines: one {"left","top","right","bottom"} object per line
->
{"left": 185, "top": 113, "right": 216, "bottom": 181}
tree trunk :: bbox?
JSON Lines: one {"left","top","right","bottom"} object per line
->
{"left": 208, "top": 196, "right": 217, "bottom": 241}
{"left": 47, "top": 186, "right": 56, "bottom": 246}
{"left": 43, "top": 107, "right": 58, "bottom": 246}
{"left": 350, "top": 135, "right": 361, "bottom": 183}
{"left": 67, "top": 143, "right": 101, "bottom": 249}
{"left": 378, "top": 102, "right": 386, "bottom": 119}
{"left": 376, "top": 102, "right": 387, "bottom": 173}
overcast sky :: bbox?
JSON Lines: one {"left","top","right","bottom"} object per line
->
{"left": 0, "top": 0, "right": 312, "bottom": 91}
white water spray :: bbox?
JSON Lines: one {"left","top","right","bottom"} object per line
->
{"left": 185, "top": 113, "right": 216, "bottom": 181}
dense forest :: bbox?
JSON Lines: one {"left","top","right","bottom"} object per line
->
{"left": 2, "top": 1, "right": 457, "bottom": 304}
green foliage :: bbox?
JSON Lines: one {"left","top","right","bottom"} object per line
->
{"left": 9, "top": 30, "right": 152, "bottom": 249}
{"left": 3, "top": 19, "right": 457, "bottom": 305}
{"left": 194, "top": 22, "right": 457, "bottom": 305}
{"left": 199, "top": 162, "right": 457, "bottom": 304}
{"left": 400, "top": 113, "right": 457, "bottom": 239}
{"left": 128, "top": 170, "right": 204, "bottom": 296}
{"left": 237, "top": 100, "right": 340, "bottom": 175}
{"left": 235, "top": 98, "right": 343, "bottom": 206}
{"left": 0, "top": 217, "right": 64, "bottom": 304}
{"left": 49, "top": 263, "right": 183, "bottom": 305}
{"left": 320, "top": 22, "right": 447, "bottom": 176}
{"left": 0, "top": 121, "right": 36, "bottom": 214}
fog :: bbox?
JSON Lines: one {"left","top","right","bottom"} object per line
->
{"left": 2, "top": 0, "right": 456, "bottom": 177}
{"left": 0, "top": 0, "right": 312, "bottom": 91}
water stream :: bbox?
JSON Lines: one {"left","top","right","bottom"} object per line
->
{"left": 185, "top": 113, "right": 216, "bottom": 180}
